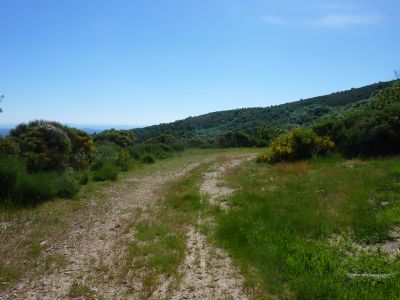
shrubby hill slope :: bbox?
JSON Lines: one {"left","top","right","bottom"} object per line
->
{"left": 133, "top": 81, "right": 393, "bottom": 142}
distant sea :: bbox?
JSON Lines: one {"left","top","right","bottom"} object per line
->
{"left": 0, "top": 124, "right": 144, "bottom": 137}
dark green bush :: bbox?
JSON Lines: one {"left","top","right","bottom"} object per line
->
{"left": 314, "top": 104, "right": 400, "bottom": 157}
{"left": 92, "top": 164, "right": 119, "bottom": 181}
{"left": 143, "top": 144, "right": 168, "bottom": 159}
{"left": 93, "top": 129, "right": 135, "bottom": 147}
{"left": 0, "top": 156, "right": 25, "bottom": 200}
{"left": 128, "top": 147, "right": 142, "bottom": 160}
{"left": 144, "top": 134, "right": 177, "bottom": 145}
{"left": 184, "top": 137, "right": 213, "bottom": 148}
{"left": 78, "top": 171, "right": 90, "bottom": 185}
{"left": 216, "top": 131, "right": 251, "bottom": 148}
{"left": 170, "top": 143, "right": 185, "bottom": 151}
{"left": 13, "top": 173, "right": 58, "bottom": 206}
{"left": 256, "top": 124, "right": 284, "bottom": 146}
{"left": 0, "top": 137, "right": 20, "bottom": 156}
{"left": 142, "top": 154, "right": 155, "bottom": 164}
{"left": 56, "top": 177, "right": 79, "bottom": 198}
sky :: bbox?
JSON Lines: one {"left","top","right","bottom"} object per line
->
{"left": 0, "top": 0, "right": 399, "bottom": 127}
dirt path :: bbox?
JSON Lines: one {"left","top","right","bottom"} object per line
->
{"left": 3, "top": 161, "right": 204, "bottom": 300}
{"left": 168, "top": 155, "right": 253, "bottom": 300}
{"left": 2, "top": 152, "right": 254, "bottom": 300}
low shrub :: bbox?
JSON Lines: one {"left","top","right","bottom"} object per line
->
{"left": 128, "top": 147, "right": 142, "bottom": 160}
{"left": 0, "top": 156, "right": 25, "bottom": 200}
{"left": 170, "top": 143, "right": 185, "bottom": 151}
{"left": 142, "top": 154, "right": 155, "bottom": 164}
{"left": 92, "top": 129, "right": 135, "bottom": 147}
{"left": 0, "top": 137, "right": 20, "bottom": 156}
{"left": 92, "top": 164, "right": 119, "bottom": 181}
{"left": 143, "top": 144, "right": 170, "bottom": 159}
{"left": 144, "top": 134, "right": 177, "bottom": 145}
{"left": 78, "top": 171, "right": 90, "bottom": 185}
{"left": 13, "top": 173, "right": 58, "bottom": 206}
{"left": 258, "top": 128, "right": 335, "bottom": 163}
{"left": 216, "top": 131, "right": 251, "bottom": 148}
{"left": 91, "top": 144, "right": 120, "bottom": 170}
{"left": 116, "top": 149, "right": 131, "bottom": 171}
{"left": 56, "top": 177, "right": 79, "bottom": 198}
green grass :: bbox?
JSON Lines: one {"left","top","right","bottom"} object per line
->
{"left": 211, "top": 155, "right": 400, "bottom": 299}
{"left": 92, "top": 164, "right": 119, "bottom": 181}
{"left": 122, "top": 166, "right": 204, "bottom": 299}
{"left": 68, "top": 282, "right": 98, "bottom": 299}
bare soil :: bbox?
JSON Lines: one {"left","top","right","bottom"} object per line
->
{"left": 3, "top": 163, "right": 201, "bottom": 300}
{"left": 1, "top": 151, "right": 254, "bottom": 300}
{"left": 167, "top": 155, "right": 254, "bottom": 300}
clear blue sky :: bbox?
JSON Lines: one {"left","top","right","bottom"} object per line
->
{"left": 0, "top": 0, "right": 399, "bottom": 126}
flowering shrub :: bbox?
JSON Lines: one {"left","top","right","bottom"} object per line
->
{"left": 258, "top": 128, "right": 335, "bottom": 163}
{"left": 10, "top": 120, "right": 95, "bottom": 172}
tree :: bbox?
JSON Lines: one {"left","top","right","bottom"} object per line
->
{"left": 395, "top": 70, "right": 400, "bottom": 80}
{"left": 216, "top": 131, "right": 251, "bottom": 148}
{"left": 256, "top": 123, "right": 284, "bottom": 145}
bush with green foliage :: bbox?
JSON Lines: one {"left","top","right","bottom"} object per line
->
{"left": 116, "top": 148, "right": 131, "bottom": 171}
{"left": 0, "top": 156, "right": 25, "bottom": 200}
{"left": 184, "top": 137, "right": 213, "bottom": 148}
{"left": 129, "top": 143, "right": 178, "bottom": 161}
{"left": 256, "top": 123, "right": 284, "bottom": 146}
{"left": 144, "top": 134, "right": 177, "bottom": 145}
{"left": 78, "top": 171, "right": 90, "bottom": 185}
{"left": 368, "top": 80, "right": 400, "bottom": 110}
{"left": 92, "top": 129, "right": 135, "bottom": 147}
{"left": 12, "top": 173, "right": 58, "bottom": 206}
{"left": 142, "top": 154, "right": 155, "bottom": 164}
{"left": 92, "top": 164, "right": 119, "bottom": 181}
{"left": 216, "top": 131, "right": 251, "bottom": 148}
{"left": 258, "top": 128, "right": 335, "bottom": 163}
{"left": 10, "top": 120, "right": 94, "bottom": 172}
{"left": 91, "top": 144, "right": 120, "bottom": 171}
{"left": 314, "top": 81, "right": 400, "bottom": 157}
{"left": 0, "top": 155, "right": 80, "bottom": 206}
{"left": 0, "top": 137, "right": 20, "bottom": 156}
{"left": 55, "top": 177, "right": 79, "bottom": 198}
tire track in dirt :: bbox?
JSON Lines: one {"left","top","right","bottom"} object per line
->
{"left": 2, "top": 161, "right": 205, "bottom": 300}
{"left": 167, "top": 154, "right": 254, "bottom": 300}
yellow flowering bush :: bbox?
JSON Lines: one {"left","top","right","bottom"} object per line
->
{"left": 258, "top": 128, "right": 335, "bottom": 163}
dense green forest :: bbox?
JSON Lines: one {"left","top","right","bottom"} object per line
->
{"left": 133, "top": 81, "right": 394, "bottom": 143}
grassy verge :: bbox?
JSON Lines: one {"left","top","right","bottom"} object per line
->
{"left": 212, "top": 155, "right": 400, "bottom": 299}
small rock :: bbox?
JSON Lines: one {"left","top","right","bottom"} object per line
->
{"left": 40, "top": 240, "right": 47, "bottom": 247}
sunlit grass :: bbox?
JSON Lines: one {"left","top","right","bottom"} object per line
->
{"left": 212, "top": 155, "right": 400, "bottom": 299}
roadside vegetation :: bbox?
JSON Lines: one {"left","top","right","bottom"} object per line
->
{"left": 0, "top": 121, "right": 184, "bottom": 209}
{"left": 212, "top": 155, "right": 400, "bottom": 299}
